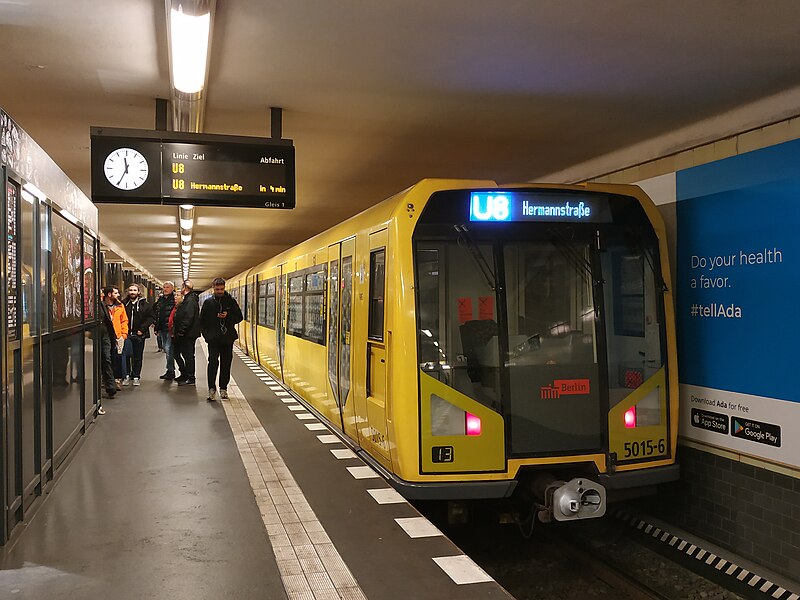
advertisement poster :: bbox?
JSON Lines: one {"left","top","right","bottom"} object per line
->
{"left": 52, "top": 212, "right": 83, "bottom": 330}
{"left": 676, "top": 139, "right": 800, "bottom": 468}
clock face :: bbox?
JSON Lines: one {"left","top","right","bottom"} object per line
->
{"left": 104, "top": 148, "right": 149, "bottom": 190}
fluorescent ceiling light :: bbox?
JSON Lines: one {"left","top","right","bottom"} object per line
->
{"left": 180, "top": 204, "right": 195, "bottom": 210}
{"left": 179, "top": 218, "right": 194, "bottom": 230}
{"left": 181, "top": 233, "right": 192, "bottom": 243}
{"left": 169, "top": 6, "right": 211, "bottom": 94}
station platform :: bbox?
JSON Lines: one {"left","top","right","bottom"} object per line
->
{"left": 0, "top": 341, "right": 512, "bottom": 599}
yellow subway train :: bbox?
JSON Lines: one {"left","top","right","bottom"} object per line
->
{"left": 225, "top": 179, "right": 679, "bottom": 521}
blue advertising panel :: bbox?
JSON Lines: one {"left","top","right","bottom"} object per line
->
{"left": 676, "top": 138, "right": 800, "bottom": 468}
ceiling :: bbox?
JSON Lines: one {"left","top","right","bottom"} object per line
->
{"left": 2, "top": 0, "right": 800, "bottom": 285}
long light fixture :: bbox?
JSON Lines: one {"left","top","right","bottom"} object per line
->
{"left": 178, "top": 204, "right": 195, "bottom": 281}
{"left": 166, "top": 2, "right": 215, "bottom": 283}
{"left": 165, "top": 0, "right": 215, "bottom": 132}
{"left": 168, "top": 7, "right": 211, "bottom": 94}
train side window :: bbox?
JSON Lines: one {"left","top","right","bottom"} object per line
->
{"left": 368, "top": 249, "right": 385, "bottom": 341}
{"left": 257, "top": 279, "right": 268, "bottom": 327}
{"left": 288, "top": 274, "right": 304, "bottom": 336}
{"left": 265, "top": 278, "right": 276, "bottom": 329}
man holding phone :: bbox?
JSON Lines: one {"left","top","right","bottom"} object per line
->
{"left": 200, "top": 277, "right": 243, "bottom": 401}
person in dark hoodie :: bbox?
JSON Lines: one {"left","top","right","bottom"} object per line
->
{"left": 200, "top": 277, "right": 243, "bottom": 401}
{"left": 173, "top": 279, "right": 201, "bottom": 386}
{"left": 153, "top": 281, "right": 177, "bottom": 380}
{"left": 122, "top": 283, "right": 155, "bottom": 386}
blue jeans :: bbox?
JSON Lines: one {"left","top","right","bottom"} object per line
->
{"left": 159, "top": 330, "right": 175, "bottom": 374}
{"left": 114, "top": 338, "right": 132, "bottom": 379}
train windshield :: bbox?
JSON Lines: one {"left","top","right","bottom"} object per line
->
{"left": 414, "top": 189, "right": 666, "bottom": 457}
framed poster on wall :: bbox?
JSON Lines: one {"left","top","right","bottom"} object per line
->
{"left": 51, "top": 211, "right": 82, "bottom": 330}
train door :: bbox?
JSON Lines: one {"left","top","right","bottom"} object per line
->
{"left": 249, "top": 274, "right": 258, "bottom": 359}
{"left": 276, "top": 265, "right": 287, "bottom": 382}
{"left": 364, "top": 230, "right": 390, "bottom": 460}
{"left": 326, "top": 239, "right": 355, "bottom": 433}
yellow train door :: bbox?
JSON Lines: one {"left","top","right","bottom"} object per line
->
{"left": 364, "top": 229, "right": 390, "bottom": 461}
{"left": 335, "top": 239, "right": 358, "bottom": 440}
{"left": 276, "top": 264, "right": 287, "bottom": 382}
{"left": 326, "top": 240, "right": 353, "bottom": 432}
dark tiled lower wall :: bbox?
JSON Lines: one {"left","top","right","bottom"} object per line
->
{"left": 643, "top": 445, "right": 800, "bottom": 581}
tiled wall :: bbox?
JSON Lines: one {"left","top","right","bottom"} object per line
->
{"left": 643, "top": 446, "right": 800, "bottom": 580}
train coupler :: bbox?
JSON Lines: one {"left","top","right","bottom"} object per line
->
{"left": 534, "top": 477, "right": 607, "bottom": 523}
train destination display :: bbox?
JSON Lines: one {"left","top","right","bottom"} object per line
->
{"left": 90, "top": 128, "right": 295, "bottom": 209}
{"left": 469, "top": 191, "right": 611, "bottom": 223}
{"left": 162, "top": 142, "right": 293, "bottom": 208}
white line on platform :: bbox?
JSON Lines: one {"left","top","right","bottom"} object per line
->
{"left": 296, "top": 413, "right": 317, "bottom": 420}
{"left": 330, "top": 449, "right": 356, "bottom": 460}
{"left": 209, "top": 343, "right": 367, "bottom": 600}
{"left": 347, "top": 466, "right": 380, "bottom": 480}
{"left": 317, "top": 435, "right": 340, "bottom": 444}
{"left": 395, "top": 517, "right": 442, "bottom": 538}
{"left": 367, "top": 488, "right": 406, "bottom": 505}
{"left": 305, "top": 423, "right": 327, "bottom": 431}
{"left": 288, "top": 405, "right": 305, "bottom": 411}
{"left": 432, "top": 556, "right": 494, "bottom": 585}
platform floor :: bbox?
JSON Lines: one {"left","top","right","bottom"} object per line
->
{"left": 0, "top": 340, "right": 512, "bottom": 599}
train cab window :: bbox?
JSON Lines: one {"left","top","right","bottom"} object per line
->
{"left": 601, "top": 235, "right": 665, "bottom": 424}
{"left": 368, "top": 249, "right": 385, "bottom": 341}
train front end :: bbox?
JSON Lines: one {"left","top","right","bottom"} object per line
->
{"left": 407, "top": 184, "right": 679, "bottom": 520}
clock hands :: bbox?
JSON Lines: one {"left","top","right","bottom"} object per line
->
{"left": 116, "top": 156, "right": 130, "bottom": 186}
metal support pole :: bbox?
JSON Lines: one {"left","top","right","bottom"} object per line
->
{"left": 271, "top": 107, "right": 283, "bottom": 140}
{"left": 155, "top": 98, "right": 169, "bottom": 131}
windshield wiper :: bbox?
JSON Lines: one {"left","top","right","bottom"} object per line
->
{"left": 547, "top": 227, "right": 598, "bottom": 285}
{"left": 454, "top": 224, "right": 496, "bottom": 291}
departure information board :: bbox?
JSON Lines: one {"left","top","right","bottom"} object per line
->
{"left": 162, "top": 142, "right": 293, "bottom": 208}
{"left": 90, "top": 128, "right": 295, "bottom": 209}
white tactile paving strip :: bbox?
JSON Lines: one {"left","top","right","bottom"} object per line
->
{"left": 232, "top": 346, "right": 502, "bottom": 589}
{"left": 204, "top": 345, "right": 368, "bottom": 600}
{"left": 613, "top": 509, "right": 800, "bottom": 600}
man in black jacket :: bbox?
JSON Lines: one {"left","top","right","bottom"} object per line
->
{"left": 153, "top": 281, "right": 177, "bottom": 380}
{"left": 123, "top": 283, "right": 155, "bottom": 386}
{"left": 200, "top": 277, "right": 243, "bottom": 401}
{"left": 174, "top": 279, "right": 201, "bottom": 386}
{"left": 98, "top": 286, "right": 118, "bottom": 411}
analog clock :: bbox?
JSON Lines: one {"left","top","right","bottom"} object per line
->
{"left": 104, "top": 148, "right": 149, "bottom": 190}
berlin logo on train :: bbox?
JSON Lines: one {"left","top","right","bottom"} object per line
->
{"left": 540, "top": 379, "right": 591, "bottom": 399}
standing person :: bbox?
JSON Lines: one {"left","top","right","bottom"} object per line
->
{"left": 154, "top": 290, "right": 164, "bottom": 352}
{"left": 105, "top": 286, "right": 129, "bottom": 391}
{"left": 122, "top": 283, "right": 154, "bottom": 386}
{"left": 169, "top": 291, "right": 184, "bottom": 379}
{"left": 201, "top": 277, "right": 243, "bottom": 401}
{"left": 153, "top": 281, "right": 177, "bottom": 380}
{"left": 173, "top": 279, "right": 200, "bottom": 386}
{"left": 98, "top": 287, "right": 119, "bottom": 412}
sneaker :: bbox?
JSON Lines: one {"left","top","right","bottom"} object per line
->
{"left": 133, "top": 377, "right": 141, "bottom": 386}
{"left": 122, "top": 376, "right": 132, "bottom": 386}
{"left": 207, "top": 388, "right": 217, "bottom": 401}
{"left": 177, "top": 377, "right": 195, "bottom": 386}
{"left": 97, "top": 406, "right": 106, "bottom": 415}
{"left": 115, "top": 379, "right": 122, "bottom": 391}
{"left": 174, "top": 374, "right": 188, "bottom": 383}
{"left": 219, "top": 389, "right": 228, "bottom": 400}
{"left": 159, "top": 372, "right": 175, "bottom": 380}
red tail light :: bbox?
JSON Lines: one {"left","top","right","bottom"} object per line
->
{"left": 624, "top": 406, "right": 637, "bottom": 428}
{"left": 465, "top": 413, "right": 482, "bottom": 436}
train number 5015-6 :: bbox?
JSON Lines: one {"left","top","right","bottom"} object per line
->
{"left": 623, "top": 438, "right": 666, "bottom": 458}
